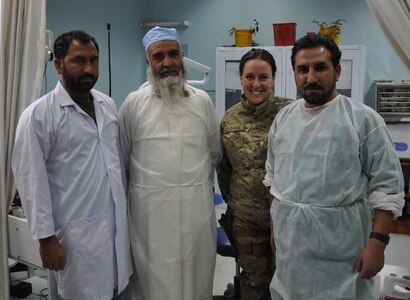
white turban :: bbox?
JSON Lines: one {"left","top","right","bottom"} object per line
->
{"left": 143, "top": 26, "right": 180, "bottom": 52}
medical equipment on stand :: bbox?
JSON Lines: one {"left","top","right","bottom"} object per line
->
{"left": 182, "top": 57, "right": 211, "bottom": 86}
{"left": 379, "top": 265, "right": 410, "bottom": 300}
{"left": 107, "top": 23, "right": 112, "bottom": 96}
{"left": 376, "top": 82, "right": 410, "bottom": 159}
{"left": 138, "top": 56, "right": 211, "bottom": 89}
{"left": 45, "top": 30, "right": 54, "bottom": 64}
{"left": 42, "top": 30, "right": 54, "bottom": 94}
{"left": 8, "top": 214, "right": 59, "bottom": 299}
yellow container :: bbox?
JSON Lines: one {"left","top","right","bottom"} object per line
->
{"left": 235, "top": 29, "right": 253, "bottom": 47}
{"left": 319, "top": 26, "right": 340, "bottom": 44}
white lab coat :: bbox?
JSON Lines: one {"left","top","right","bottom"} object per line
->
{"left": 12, "top": 82, "right": 133, "bottom": 300}
{"left": 119, "top": 84, "right": 222, "bottom": 300}
{"left": 264, "top": 95, "right": 404, "bottom": 300}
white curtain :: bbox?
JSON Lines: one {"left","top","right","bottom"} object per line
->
{"left": 0, "top": 0, "right": 46, "bottom": 299}
{"left": 366, "top": 0, "right": 410, "bottom": 72}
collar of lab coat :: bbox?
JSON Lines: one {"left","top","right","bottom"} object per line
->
{"left": 54, "top": 81, "right": 111, "bottom": 132}
{"left": 55, "top": 81, "right": 104, "bottom": 107}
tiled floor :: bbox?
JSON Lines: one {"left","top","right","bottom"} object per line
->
{"left": 9, "top": 204, "right": 236, "bottom": 299}
{"left": 213, "top": 255, "right": 236, "bottom": 298}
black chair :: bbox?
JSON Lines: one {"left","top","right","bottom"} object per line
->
{"left": 214, "top": 194, "right": 241, "bottom": 299}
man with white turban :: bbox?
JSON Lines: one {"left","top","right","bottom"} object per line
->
{"left": 119, "top": 26, "right": 222, "bottom": 300}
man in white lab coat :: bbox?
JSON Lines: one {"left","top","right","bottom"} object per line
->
{"left": 12, "top": 30, "right": 133, "bottom": 300}
{"left": 119, "top": 26, "right": 222, "bottom": 300}
{"left": 264, "top": 34, "right": 405, "bottom": 299}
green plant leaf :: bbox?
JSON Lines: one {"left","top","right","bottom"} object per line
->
{"left": 312, "top": 18, "right": 345, "bottom": 29}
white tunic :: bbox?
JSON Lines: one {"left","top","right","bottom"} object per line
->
{"left": 264, "top": 95, "right": 404, "bottom": 300}
{"left": 12, "top": 82, "right": 133, "bottom": 300}
{"left": 119, "top": 84, "right": 222, "bottom": 300}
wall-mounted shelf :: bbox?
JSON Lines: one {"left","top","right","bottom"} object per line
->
{"left": 139, "top": 21, "right": 189, "bottom": 28}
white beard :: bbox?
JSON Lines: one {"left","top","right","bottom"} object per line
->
{"left": 147, "top": 65, "right": 187, "bottom": 105}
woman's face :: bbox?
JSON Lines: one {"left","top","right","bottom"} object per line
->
{"left": 240, "top": 59, "right": 275, "bottom": 106}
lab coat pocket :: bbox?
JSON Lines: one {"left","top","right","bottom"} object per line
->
{"left": 56, "top": 213, "right": 113, "bottom": 298}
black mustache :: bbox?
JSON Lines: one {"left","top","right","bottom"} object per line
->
{"left": 304, "top": 84, "right": 322, "bottom": 90}
{"left": 80, "top": 75, "right": 96, "bottom": 80}
{"left": 159, "top": 67, "right": 179, "bottom": 75}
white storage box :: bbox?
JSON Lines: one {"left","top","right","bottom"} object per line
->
{"left": 387, "top": 123, "right": 410, "bottom": 159}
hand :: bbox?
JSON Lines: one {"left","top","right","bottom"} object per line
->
{"left": 39, "top": 235, "right": 66, "bottom": 271}
{"left": 354, "top": 239, "right": 385, "bottom": 279}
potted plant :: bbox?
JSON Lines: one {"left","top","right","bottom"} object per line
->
{"left": 229, "top": 19, "right": 259, "bottom": 47}
{"left": 312, "top": 18, "right": 345, "bottom": 44}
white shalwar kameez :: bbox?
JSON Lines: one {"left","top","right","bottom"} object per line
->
{"left": 263, "top": 95, "right": 404, "bottom": 300}
{"left": 12, "top": 82, "right": 133, "bottom": 299}
{"left": 119, "top": 84, "right": 222, "bottom": 300}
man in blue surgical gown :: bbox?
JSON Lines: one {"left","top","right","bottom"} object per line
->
{"left": 119, "top": 27, "right": 221, "bottom": 300}
{"left": 263, "top": 34, "right": 405, "bottom": 299}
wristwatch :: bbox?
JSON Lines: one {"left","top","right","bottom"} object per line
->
{"left": 370, "top": 231, "right": 390, "bottom": 245}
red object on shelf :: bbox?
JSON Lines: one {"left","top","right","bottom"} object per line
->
{"left": 273, "top": 23, "right": 297, "bottom": 46}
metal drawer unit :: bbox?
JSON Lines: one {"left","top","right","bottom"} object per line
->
{"left": 376, "top": 83, "right": 410, "bottom": 120}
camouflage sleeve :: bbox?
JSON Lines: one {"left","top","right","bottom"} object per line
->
{"left": 216, "top": 126, "right": 232, "bottom": 203}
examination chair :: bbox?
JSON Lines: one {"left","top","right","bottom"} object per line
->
{"left": 214, "top": 193, "right": 241, "bottom": 299}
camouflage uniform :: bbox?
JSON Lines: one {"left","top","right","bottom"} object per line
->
{"left": 217, "top": 91, "right": 293, "bottom": 300}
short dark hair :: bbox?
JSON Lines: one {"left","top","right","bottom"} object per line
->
{"left": 54, "top": 30, "right": 99, "bottom": 59}
{"left": 291, "top": 34, "right": 341, "bottom": 69}
{"left": 239, "top": 48, "right": 277, "bottom": 76}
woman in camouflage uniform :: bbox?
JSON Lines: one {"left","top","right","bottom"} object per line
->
{"left": 217, "top": 49, "right": 293, "bottom": 300}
